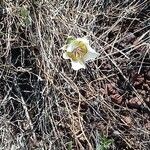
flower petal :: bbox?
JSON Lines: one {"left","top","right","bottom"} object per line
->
{"left": 63, "top": 52, "right": 69, "bottom": 59}
{"left": 66, "top": 42, "right": 76, "bottom": 52}
{"left": 76, "top": 37, "right": 89, "bottom": 45}
{"left": 87, "top": 46, "right": 98, "bottom": 53}
{"left": 71, "top": 61, "right": 85, "bottom": 70}
{"left": 66, "top": 37, "right": 89, "bottom": 52}
{"left": 83, "top": 49, "right": 100, "bottom": 62}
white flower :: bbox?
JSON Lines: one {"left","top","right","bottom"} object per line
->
{"left": 62, "top": 37, "right": 100, "bottom": 70}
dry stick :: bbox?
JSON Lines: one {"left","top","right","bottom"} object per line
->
{"left": 138, "top": 46, "right": 149, "bottom": 74}
{"left": 61, "top": 72, "right": 128, "bottom": 149}
{"left": 98, "top": 11, "right": 127, "bottom": 40}
{"left": 100, "top": 46, "right": 150, "bottom": 112}
{"left": 64, "top": 99, "right": 85, "bottom": 150}
{"left": 5, "top": 12, "right": 12, "bottom": 58}
{"left": 57, "top": 58, "right": 139, "bottom": 149}
{"left": 74, "top": 24, "right": 130, "bottom": 59}
{"left": 97, "top": 37, "right": 130, "bottom": 59}
{"left": 20, "top": 96, "right": 37, "bottom": 142}
{"left": 13, "top": 77, "right": 37, "bottom": 143}
{"left": 33, "top": 7, "right": 51, "bottom": 75}
{"left": 136, "top": 30, "right": 150, "bottom": 44}
{"left": 33, "top": 7, "right": 69, "bottom": 148}
{"left": 5, "top": 10, "right": 37, "bottom": 144}
{"left": 73, "top": 23, "right": 150, "bottom": 60}
{"left": 59, "top": 72, "right": 93, "bottom": 149}
{"left": 116, "top": 23, "right": 150, "bottom": 44}
{"left": 78, "top": 100, "right": 93, "bottom": 150}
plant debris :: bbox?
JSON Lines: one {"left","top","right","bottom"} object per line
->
{"left": 0, "top": 0, "right": 150, "bottom": 149}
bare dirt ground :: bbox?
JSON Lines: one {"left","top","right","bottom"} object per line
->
{"left": 0, "top": 0, "right": 150, "bottom": 150}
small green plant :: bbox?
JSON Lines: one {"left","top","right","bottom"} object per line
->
{"left": 66, "top": 141, "right": 73, "bottom": 150}
{"left": 19, "top": 5, "right": 32, "bottom": 27}
{"left": 96, "top": 136, "right": 113, "bottom": 150}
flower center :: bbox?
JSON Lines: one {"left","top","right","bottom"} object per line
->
{"left": 67, "top": 41, "right": 87, "bottom": 61}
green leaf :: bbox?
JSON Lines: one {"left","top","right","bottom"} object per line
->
{"left": 66, "top": 141, "right": 73, "bottom": 150}
{"left": 66, "top": 36, "right": 75, "bottom": 44}
{"left": 96, "top": 136, "right": 113, "bottom": 150}
{"left": 20, "top": 6, "right": 29, "bottom": 18}
{"left": 19, "top": 5, "right": 31, "bottom": 26}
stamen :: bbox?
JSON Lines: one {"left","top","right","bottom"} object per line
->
{"left": 67, "top": 41, "right": 88, "bottom": 61}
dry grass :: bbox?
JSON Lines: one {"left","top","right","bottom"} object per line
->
{"left": 0, "top": 0, "right": 150, "bottom": 149}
